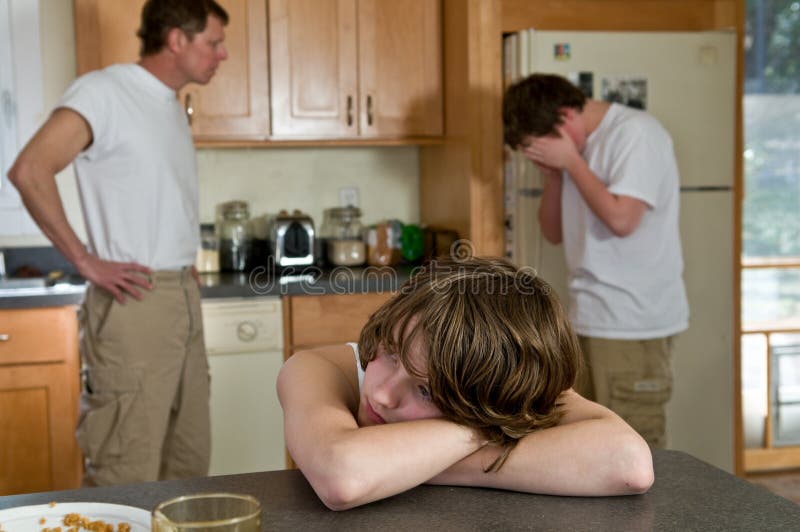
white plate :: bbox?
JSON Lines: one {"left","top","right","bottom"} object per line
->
{"left": 0, "top": 502, "right": 151, "bottom": 532}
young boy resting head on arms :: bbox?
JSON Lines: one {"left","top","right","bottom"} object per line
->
{"left": 277, "top": 257, "right": 654, "bottom": 510}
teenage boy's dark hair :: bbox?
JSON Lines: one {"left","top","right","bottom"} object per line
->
{"left": 503, "top": 73, "right": 587, "bottom": 148}
{"left": 137, "top": 0, "right": 229, "bottom": 57}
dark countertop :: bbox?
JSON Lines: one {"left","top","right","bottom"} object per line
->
{"left": 0, "top": 266, "right": 415, "bottom": 309}
{"left": 201, "top": 266, "right": 415, "bottom": 298}
{"left": 0, "top": 283, "right": 87, "bottom": 309}
{"left": 0, "top": 451, "right": 797, "bottom": 531}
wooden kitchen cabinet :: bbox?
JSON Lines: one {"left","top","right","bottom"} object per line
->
{"left": 269, "top": 0, "right": 443, "bottom": 139}
{"left": 74, "top": 0, "right": 269, "bottom": 140}
{"left": 281, "top": 292, "right": 394, "bottom": 357}
{"left": 0, "top": 307, "right": 82, "bottom": 495}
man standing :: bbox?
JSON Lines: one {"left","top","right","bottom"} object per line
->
{"left": 8, "top": 0, "right": 228, "bottom": 484}
{"left": 502, "top": 73, "right": 689, "bottom": 448}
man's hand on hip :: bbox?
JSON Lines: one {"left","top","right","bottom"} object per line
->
{"left": 75, "top": 254, "right": 153, "bottom": 304}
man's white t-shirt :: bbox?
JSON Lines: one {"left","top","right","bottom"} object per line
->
{"left": 561, "top": 103, "right": 689, "bottom": 339}
{"left": 58, "top": 63, "right": 199, "bottom": 270}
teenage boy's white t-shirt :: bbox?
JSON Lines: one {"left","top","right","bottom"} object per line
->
{"left": 561, "top": 103, "right": 689, "bottom": 339}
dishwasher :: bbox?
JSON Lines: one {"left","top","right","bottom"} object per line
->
{"left": 202, "top": 297, "right": 285, "bottom": 475}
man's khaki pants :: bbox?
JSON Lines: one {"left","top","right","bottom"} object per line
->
{"left": 575, "top": 336, "right": 674, "bottom": 448}
{"left": 76, "top": 269, "right": 210, "bottom": 486}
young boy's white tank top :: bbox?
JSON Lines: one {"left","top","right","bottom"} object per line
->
{"left": 348, "top": 342, "right": 364, "bottom": 391}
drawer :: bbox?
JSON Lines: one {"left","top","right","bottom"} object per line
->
{"left": 0, "top": 307, "right": 79, "bottom": 365}
{"left": 287, "top": 292, "right": 394, "bottom": 348}
{"left": 202, "top": 298, "right": 283, "bottom": 354}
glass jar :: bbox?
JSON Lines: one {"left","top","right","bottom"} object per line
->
{"left": 321, "top": 206, "right": 365, "bottom": 266}
{"left": 195, "top": 224, "right": 220, "bottom": 273}
{"left": 366, "top": 220, "right": 403, "bottom": 267}
{"left": 218, "top": 200, "right": 253, "bottom": 272}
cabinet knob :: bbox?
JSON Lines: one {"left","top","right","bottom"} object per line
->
{"left": 0, "top": 334, "right": 9, "bottom": 342}
{"left": 366, "top": 95, "right": 373, "bottom": 127}
{"left": 237, "top": 321, "right": 257, "bottom": 342}
{"left": 185, "top": 93, "right": 194, "bottom": 125}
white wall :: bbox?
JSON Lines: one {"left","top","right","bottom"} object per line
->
{"left": 0, "top": 0, "right": 419, "bottom": 248}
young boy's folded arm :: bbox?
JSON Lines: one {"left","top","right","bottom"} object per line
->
{"left": 277, "top": 347, "right": 483, "bottom": 510}
{"left": 427, "top": 390, "right": 654, "bottom": 496}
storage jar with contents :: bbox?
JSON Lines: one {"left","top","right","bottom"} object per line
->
{"left": 195, "top": 223, "right": 220, "bottom": 273}
{"left": 366, "top": 220, "right": 403, "bottom": 267}
{"left": 218, "top": 200, "right": 253, "bottom": 272}
{"left": 321, "top": 206, "right": 366, "bottom": 266}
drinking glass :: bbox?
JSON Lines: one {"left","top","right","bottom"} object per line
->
{"left": 152, "top": 493, "right": 261, "bottom": 532}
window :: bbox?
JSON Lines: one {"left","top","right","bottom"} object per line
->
{"left": 741, "top": 0, "right": 800, "bottom": 463}
{"left": 0, "top": 0, "right": 43, "bottom": 235}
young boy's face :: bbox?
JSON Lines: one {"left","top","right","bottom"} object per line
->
{"left": 357, "top": 324, "right": 442, "bottom": 427}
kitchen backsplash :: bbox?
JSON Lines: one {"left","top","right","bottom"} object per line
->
{"left": 196, "top": 146, "right": 420, "bottom": 230}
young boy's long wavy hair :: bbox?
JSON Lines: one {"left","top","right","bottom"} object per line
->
{"left": 358, "top": 257, "right": 582, "bottom": 470}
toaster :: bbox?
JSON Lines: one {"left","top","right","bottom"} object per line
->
{"left": 269, "top": 210, "right": 315, "bottom": 268}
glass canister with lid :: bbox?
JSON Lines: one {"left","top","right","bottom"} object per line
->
{"left": 218, "top": 200, "right": 253, "bottom": 272}
{"left": 320, "top": 206, "right": 366, "bottom": 266}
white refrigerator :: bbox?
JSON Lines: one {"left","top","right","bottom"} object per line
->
{"left": 504, "top": 30, "right": 736, "bottom": 471}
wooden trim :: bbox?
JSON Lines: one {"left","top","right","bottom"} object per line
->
{"left": 744, "top": 446, "right": 800, "bottom": 472}
{"left": 281, "top": 297, "right": 292, "bottom": 362}
{"left": 732, "top": 0, "right": 745, "bottom": 477}
{"left": 764, "top": 333, "right": 773, "bottom": 450}
{"left": 743, "top": 324, "right": 800, "bottom": 335}
{"left": 73, "top": 0, "right": 101, "bottom": 75}
{"left": 501, "top": 0, "right": 739, "bottom": 33}
{"left": 742, "top": 257, "right": 800, "bottom": 269}
{"left": 469, "top": 0, "right": 505, "bottom": 256}
{"left": 196, "top": 137, "right": 446, "bottom": 149}
{"left": 419, "top": 0, "right": 473, "bottom": 243}
{"left": 280, "top": 296, "right": 294, "bottom": 469}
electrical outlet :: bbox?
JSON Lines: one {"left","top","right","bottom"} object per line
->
{"left": 339, "top": 186, "right": 360, "bottom": 208}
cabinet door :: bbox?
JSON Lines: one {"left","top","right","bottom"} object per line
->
{"left": 180, "top": 0, "right": 269, "bottom": 140}
{"left": 283, "top": 292, "right": 394, "bottom": 354}
{"left": 358, "top": 0, "right": 443, "bottom": 137}
{"left": 74, "top": 0, "right": 145, "bottom": 73}
{"left": 269, "top": 0, "right": 358, "bottom": 138}
{"left": 0, "top": 364, "right": 81, "bottom": 495}
{"left": 74, "top": 0, "right": 268, "bottom": 140}
{"left": 0, "top": 307, "right": 78, "bottom": 365}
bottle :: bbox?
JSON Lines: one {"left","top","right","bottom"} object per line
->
{"left": 218, "top": 200, "right": 253, "bottom": 272}
{"left": 195, "top": 224, "right": 220, "bottom": 273}
{"left": 366, "top": 220, "right": 403, "bottom": 267}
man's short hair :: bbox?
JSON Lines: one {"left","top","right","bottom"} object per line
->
{"left": 503, "top": 73, "right": 587, "bottom": 148}
{"left": 137, "top": 0, "right": 229, "bottom": 57}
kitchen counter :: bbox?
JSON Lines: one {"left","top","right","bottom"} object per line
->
{"left": 200, "top": 265, "right": 415, "bottom": 298}
{"left": 0, "top": 266, "right": 415, "bottom": 309}
{"left": 0, "top": 282, "right": 87, "bottom": 309}
{"left": 0, "top": 451, "right": 797, "bottom": 531}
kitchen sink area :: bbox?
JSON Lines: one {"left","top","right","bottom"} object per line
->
{"left": 0, "top": 277, "right": 48, "bottom": 290}
{"left": 0, "top": 249, "right": 87, "bottom": 306}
